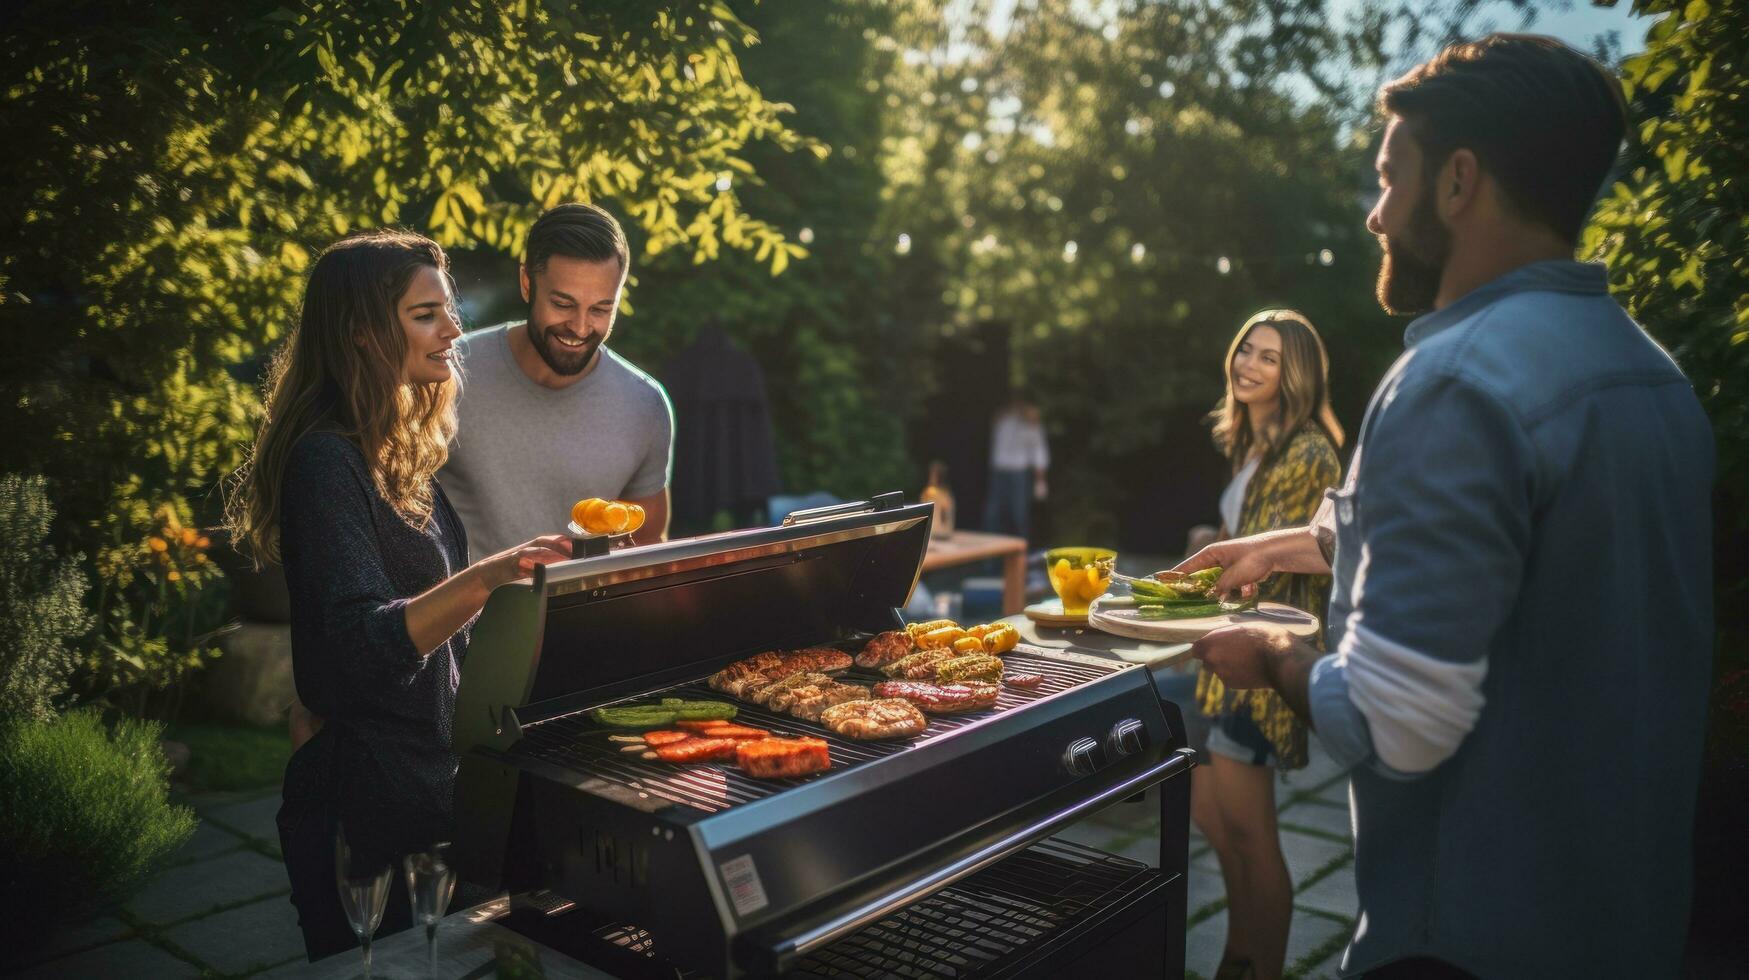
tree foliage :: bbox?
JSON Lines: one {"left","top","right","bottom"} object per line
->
{"left": 0, "top": 475, "right": 93, "bottom": 723}
{"left": 618, "top": 0, "right": 920, "bottom": 510}
{"left": 1587, "top": 0, "right": 1749, "bottom": 724}
{"left": 0, "top": 0, "right": 815, "bottom": 706}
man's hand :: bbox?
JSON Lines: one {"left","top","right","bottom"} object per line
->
{"left": 1190, "top": 623, "right": 1292, "bottom": 689}
{"left": 1191, "top": 622, "right": 1321, "bottom": 724}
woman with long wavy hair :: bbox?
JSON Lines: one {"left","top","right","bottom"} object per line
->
{"left": 1193, "top": 309, "right": 1343, "bottom": 980}
{"left": 226, "top": 230, "right": 570, "bottom": 960}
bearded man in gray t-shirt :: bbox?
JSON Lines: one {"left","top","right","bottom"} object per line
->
{"left": 438, "top": 203, "right": 674, "bottom": 561}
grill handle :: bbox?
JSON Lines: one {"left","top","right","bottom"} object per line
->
{"left": 741, "top": 748, "right": 1196, "bottom": 974}
{"left": 780, "top": 491, "right": 906, "bottom": 526}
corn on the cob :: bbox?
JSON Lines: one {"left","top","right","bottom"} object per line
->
{"left": 980, "top": 624, "right": 1020, "bottom": 654}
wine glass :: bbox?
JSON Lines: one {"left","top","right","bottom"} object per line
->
{"left": 403, "top": 843, "right": 458, "bottom": 979}
{"left": 334, "top": 823, "right": 393, "bottom": 979}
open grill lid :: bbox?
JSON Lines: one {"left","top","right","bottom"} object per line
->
{"left": 453, "top": 493, "right": 932, "bottom": 755}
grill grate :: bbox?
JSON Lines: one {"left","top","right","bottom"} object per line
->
{"left": 587, "top": 837, "right": 1154, "bottom": 979}
{"left": 511, "top": 648, "right": 1121, "bottom": 814}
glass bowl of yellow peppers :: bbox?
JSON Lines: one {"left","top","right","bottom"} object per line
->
{"left": 1045, "top": 547, "right": 1117, "bottom": 616}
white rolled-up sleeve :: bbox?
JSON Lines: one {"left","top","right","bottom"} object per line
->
{"left": 1319, "top": 371, "right": 1533, "bottom": 778}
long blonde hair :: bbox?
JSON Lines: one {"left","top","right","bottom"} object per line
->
{"left": 227, "top": 230, "right": 460, "bottom": 565}
{"left": 1207, "top": 309, "right": 1344, "bottom": 470}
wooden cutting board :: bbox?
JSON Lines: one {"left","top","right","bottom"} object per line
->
{"left": 1087, "top": 599, "right": 1320, "bottom": 644}
{"left": 1023, "top": 598, "right": 1090, "bottom": 628}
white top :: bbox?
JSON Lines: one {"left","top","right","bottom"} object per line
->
{"left": 1219, "top": 455, "right": 1261, "bottom": 536}
{"left": 989, "top": 410, "right": 1049, "bottom": 473}
{"left": 437, "top": 324, "right": 674, "bottom": 561}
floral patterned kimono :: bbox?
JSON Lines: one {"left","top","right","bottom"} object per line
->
{"left": 1195, "top": 424, "right": 1341, "bottom": 770}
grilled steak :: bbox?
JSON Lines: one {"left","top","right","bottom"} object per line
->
{"left": 737, "top": 737, "right": 831, "bottom": 779}
{"left": 819, "top": 698, "right": 929, "bottom": 740}
{"left": 789, "top": 681, "right": 872, "bottom": 722}
{"left": 707, "top": 651, "right": 788, "bottom": 697}
{"left": 936, "top": 653, "right": 1004, "bottom": 684}
{"left": 763, "top": 673, "right": 837, "bottom": 713}
{"left": 1003, "top": 672, "right": 1044, "bottom": 689}
{"left": 883, "top": 649, "right": 955, "bottom": 679}
{"left": 870, "top": 681, "right": 1000, "bottom": 715}
{"left": 775, "top": 647, "right": 854, "bottom": 676}
{"left": 855, "top": 630, "right": 914, "bottom": 669}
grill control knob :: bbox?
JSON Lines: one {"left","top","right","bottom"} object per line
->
{"left": 1106, "top": 718, "right": 1147, "bottom": 759}
{"left": 1063, "top": 737, "right": 1101, "bottom": 776}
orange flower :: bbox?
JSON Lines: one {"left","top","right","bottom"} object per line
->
{"left": 148, "top": 537, "right": 168, "bottom": 553}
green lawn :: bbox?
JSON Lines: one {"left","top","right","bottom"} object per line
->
{"left": 167, "top": 722, "right": 291, "bottom": 792}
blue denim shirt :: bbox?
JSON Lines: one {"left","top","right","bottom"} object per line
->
{"left": 1306, "top": 261, "right": 1714, "bottom": 978}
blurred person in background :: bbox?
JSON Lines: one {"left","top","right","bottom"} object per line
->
{"left": 1185, "top": 35, "right": 1711, "bottom": 979}
{"left": 1192, "top": 309, "right": 1343, "bottom": 980}
{"left": 984, "top": 395, "right": 1049, "bottom": 540}
{"left": 227, "top": 230, "right": 570, "bottom": 960}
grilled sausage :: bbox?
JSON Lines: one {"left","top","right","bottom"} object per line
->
{"left": 870, "top": 681, "right": 1000, "bottom": 715}
{"left": 884, "top": 649, "right": 955, "bottom": 679}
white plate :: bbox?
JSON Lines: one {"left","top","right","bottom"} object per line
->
{"left": 1087, "top": 596, "right": 1320, "bottom": 644}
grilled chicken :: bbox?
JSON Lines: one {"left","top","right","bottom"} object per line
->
{"left": 737, "top": 737, "right": 831, "bottom": 779}
{"left": 935, "top": 653, "right": 1004, "bottom": 685}
{"left": 883, "top": 649, "right": 955, "bottom": 679}
{"left": 775, "top": 647, "right": 854, "bottom": 677}
{"left": 789, "top": 681, "right": 873, "bottom": 722}
{"left": 819, "top": 698, "right": 929, "bottom": 739}
{"left": 870, "top": 681, "right": 1000, "bottom": 715}
{"left": 707, "top": 651, "right": 789, "bottom": 697}
{"left": 748, "top": 671, "right": 828, "bottom": 707}
{"left": 763, "top": 673, "right": 837, "bottom": 713}
{"left": 855, "top": 630, "right": 914, "bottom": 669}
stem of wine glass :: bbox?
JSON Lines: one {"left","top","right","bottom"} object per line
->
{"left": 427, "top": 923, "right": 438, "bottom": 979}
{"left": 362, "top": 934, "right": 372, "bottom": 980}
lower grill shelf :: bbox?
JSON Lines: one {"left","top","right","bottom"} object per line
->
{"left": 520, "top": 837, "right": 1167, "bottom": 979}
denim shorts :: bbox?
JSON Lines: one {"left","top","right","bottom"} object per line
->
{"left": 1205, "top": 708, "right": 1276, "bottom": 767}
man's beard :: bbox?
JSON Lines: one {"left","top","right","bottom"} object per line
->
{"left": 526, "top": 313, "right": 601, "bottom": 376}
{"left": 1375, "top": 189, "right": 1451, "bottom": 316}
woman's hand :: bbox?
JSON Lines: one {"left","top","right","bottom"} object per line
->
{"left": 1173, "top": 525, "right": 1329, "bottom": 600}
{"left": 475, "top": 535, "right": 574, "bottom": 590}
{"left": 403, "top": 535, "right": 572, "bottom": 655}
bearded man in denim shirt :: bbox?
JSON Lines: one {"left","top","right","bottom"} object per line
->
{"left": 1181, "top": 35, "right": 1714, "bottom": 979}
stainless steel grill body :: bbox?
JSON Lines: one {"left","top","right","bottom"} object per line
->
{"left": 451, "top": 497, "right": 1194, "bottom": 977}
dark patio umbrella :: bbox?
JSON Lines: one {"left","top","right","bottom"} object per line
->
{"left": 661, "top": 325, "right": 782, "bottom": 531}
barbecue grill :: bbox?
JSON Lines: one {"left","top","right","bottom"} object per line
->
{"left": 453, "top": 494, "right": 1196, "bottom": 978}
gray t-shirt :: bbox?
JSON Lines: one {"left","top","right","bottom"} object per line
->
{"left": 438, "top": 323, "right": 674, "bottom": 561}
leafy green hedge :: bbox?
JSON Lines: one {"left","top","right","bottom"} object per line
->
{"left": 0, "top": 711, "right": 195, "bottom": 947}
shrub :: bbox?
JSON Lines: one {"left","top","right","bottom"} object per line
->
{"left": 0, "top": 474, "right": 94, "bottom": 723}
{"left": 0, "top": 710, "right": 196, "bottom": 949}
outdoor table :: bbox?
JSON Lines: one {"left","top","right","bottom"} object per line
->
{"left": 920, "top": 529, "right": 1029, "bottom": 615}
